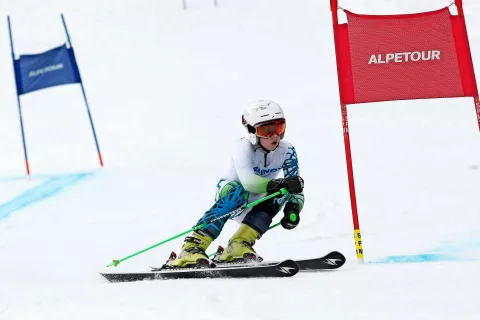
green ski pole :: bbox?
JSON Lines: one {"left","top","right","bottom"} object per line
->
{"left": 107, "top": 188, "right": 289, "bottom": 267}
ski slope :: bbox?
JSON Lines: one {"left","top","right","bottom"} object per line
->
{"left": 1, "top": 0, "right": 480, "bottom": 319}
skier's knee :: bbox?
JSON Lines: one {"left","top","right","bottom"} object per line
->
{"left": 217, "top": 181, "right": 249, "bottom": 209}
{"left": 218, "top": 181, "right": 247, "bottom": 198}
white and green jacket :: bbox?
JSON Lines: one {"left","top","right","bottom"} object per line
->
{"left": 222, "top": 138, "right": 305, "bottom": 214}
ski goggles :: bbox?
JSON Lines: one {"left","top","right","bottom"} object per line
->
{"left": 255, "top": 119, "right": 286, "bottom": 138}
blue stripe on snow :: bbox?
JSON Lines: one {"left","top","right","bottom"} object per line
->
{"left": 0, "top": 172, "right": 93, "bottom": 220}
{"left": 369, "top": 253, "right": 459, "bottom": 264}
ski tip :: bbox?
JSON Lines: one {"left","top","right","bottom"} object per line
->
{"left": 100, "top": 273, "right": 116, "bottom": 283}
{"left": 324, "top": 251, "right": 346, "bottom": 267}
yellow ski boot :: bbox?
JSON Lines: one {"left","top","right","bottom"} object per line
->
{"left": 168, "top": 230, "right": 213, "bottom": 268}
{"left": 214, "top": 224, "right": 263, "bottom": 263}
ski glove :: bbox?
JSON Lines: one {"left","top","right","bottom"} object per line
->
{"left": 281, "top": 202, "right": 300, "bottom": 230}
{"left": 266, "top": 176, "right": 304, "bottom": 195}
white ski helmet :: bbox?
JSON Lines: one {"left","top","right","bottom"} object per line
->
{"left": 241, "top": 100, "right": 286, "bottom": 145}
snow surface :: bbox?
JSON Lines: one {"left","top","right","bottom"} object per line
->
{"left": 1, "top": 0, "right": 480, "bottom": 319}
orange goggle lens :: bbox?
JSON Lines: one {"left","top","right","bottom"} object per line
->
{"left": 255, "top": 120, "right": 286, "bottom": 138}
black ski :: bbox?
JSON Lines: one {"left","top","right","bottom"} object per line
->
{"left": 187, "top": 251, "right": 346, "bottom": 272}
{"left": 101, "top": 259, "right": 299, "bottom": 283}
{"left": 295, "top": 251, "right": 346, "bottom": 271}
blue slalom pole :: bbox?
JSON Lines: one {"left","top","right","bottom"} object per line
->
{"left": 7, "top": 16, "right": 31, "bottom": 175}
{"left": 61, "top": 14, "right": 104, "bottom": 167}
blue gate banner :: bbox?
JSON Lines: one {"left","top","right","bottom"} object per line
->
{"left": 14, "top": 44, "right": 81, "bottom": 95}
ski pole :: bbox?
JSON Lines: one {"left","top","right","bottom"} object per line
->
{"left": 106, "top": 188, "right": 289, "bottom": 267}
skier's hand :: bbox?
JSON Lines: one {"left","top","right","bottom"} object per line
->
{"left": 266, "top": 176, "right": 304, "bottom": 194}
{"left": 281, "top": 202, "right": 300, "bottom": 230}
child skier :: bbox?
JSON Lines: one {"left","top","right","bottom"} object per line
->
{"left": 168, "top": 100, "right": 305, "bottom": 268}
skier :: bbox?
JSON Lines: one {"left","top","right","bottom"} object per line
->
{"left": 168, "top": 100, "right": 305, "bottom": 268}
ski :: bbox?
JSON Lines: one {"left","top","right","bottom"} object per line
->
{"left": 149, "top": 250, "right": 346, "bottom": 272}
{"left": 195, "top": 251, "right": 346, "bottom": 272}
{"left": 100, "top": 259, "right": 299, "bottom": 283}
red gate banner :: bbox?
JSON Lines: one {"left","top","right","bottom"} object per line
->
{"left": 334, "top": 6, "right": 478, "bottom": 104}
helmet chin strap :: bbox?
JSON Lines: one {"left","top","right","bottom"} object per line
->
{"left": 256, "top": 142, "right": 270, "bottom": 153}
{"left": 256, "top": 138, "right": 280, "bottom": 153}
{"left": 247, "top": 131, "right": 279, "bottom": 152}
